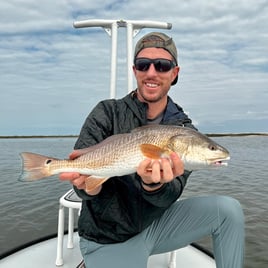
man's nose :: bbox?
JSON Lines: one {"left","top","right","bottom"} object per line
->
{"left": 146, "top": 63, "right": 158, "bottom": 75}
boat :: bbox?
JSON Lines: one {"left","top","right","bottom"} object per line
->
{"left": 0, "top": 232, "right": 215, "bottom": 268}
{"left": 0, "top": 187, "right": 216, "bottom": 267}
{"left": 0, "top": 19, "right": 217, "bottom": 267}
{"left": 0, "top": 189, "right": 215, "bottom": 268}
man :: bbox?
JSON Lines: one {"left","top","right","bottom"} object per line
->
{"left": 60, "top": 32, "right": 244, "bottom": 268}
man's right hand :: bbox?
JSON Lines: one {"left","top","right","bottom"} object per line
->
{"left": 59, "top": 172, "right": 102, "bottom": 195}
{"left": 59, "top": 149, "right": 102, "bottom": 195}
{"left": 59, "top": 172, "right": 87, "bottom": 190}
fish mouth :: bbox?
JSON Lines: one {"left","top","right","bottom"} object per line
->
{"left": 211, "top": 156, "right": 230, "bottom": 167}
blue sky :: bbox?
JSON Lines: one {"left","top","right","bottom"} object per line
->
{"left": 0, "top": 0, "right": 267, "bottom": 135}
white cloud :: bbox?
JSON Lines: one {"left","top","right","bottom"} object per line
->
{"left": 0, "top": 0, "right": 267, "bottom": 135}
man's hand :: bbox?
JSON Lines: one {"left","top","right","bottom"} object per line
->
{"left": 59, "top": 172, "right": 87, "bottom": 189}
{"left": 137, "top": 152, "right": 184, "bottom": 190}
{"left": 59, "top": 172, "right": 102, "bottom": 195}
{"left": 59, "top": 150, "right": 102, "bottom": 195}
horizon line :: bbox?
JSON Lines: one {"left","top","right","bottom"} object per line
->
{"left": 1, "top": 132, "right": 268, "bottom": 139}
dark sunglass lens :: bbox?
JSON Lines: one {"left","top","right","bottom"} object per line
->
{"left": 155, "top": 59, "right": 173, "bottom": 72}
{"left": 135, "top": 59, "right": 151, "bottom": 71}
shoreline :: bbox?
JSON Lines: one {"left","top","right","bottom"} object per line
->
{"left": 1, "top": 133, "right": 268, "bottom": 139}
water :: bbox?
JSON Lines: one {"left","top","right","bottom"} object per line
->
{"left": 0, "top": 136, "right": 267, "bottom": 267}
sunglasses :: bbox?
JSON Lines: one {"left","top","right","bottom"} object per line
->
{"left": 134, "top": 58, "right": 176, "bottom": 72}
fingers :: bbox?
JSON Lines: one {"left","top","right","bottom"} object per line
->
{"left": 59, "top": 172, "right": 80, "bottom": 181}
{"left": 72, "top": 176, "right": 87, "bottom": 189}
{"left": 151, "top": 160, "right": 161, "bottom": 182}
{"left": 137, "top": 152, "right": 184, "bottom": 184}
{"left": 151, "top": 158, "right": 178, "bottom": 182}
{"left": 69, "top": 147, "right": 94, "bottom": 160}
{"left": 160, "top": 158, "right": 174, "bottom": 181}
{"left": 69, "top": 150, "right": 83, "bottom": 160}
{"left": 59, "top": 172, "right": 87, "bottom": 190}
{"left": 136, "top": 158, "right": 151, "bottom": 175}
{"left": 170, "top": 152, "right": 184, "bottom": 177}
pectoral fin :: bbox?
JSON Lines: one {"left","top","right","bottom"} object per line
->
{"left": 85, "top": 176, "right": 109, "bottom": 192}
{"left": 140, "top": 144, "right": 171, "bottom": 159}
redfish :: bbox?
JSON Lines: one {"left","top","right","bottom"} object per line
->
{"left": 20, "top": 125, "right": 230, "bottom": 191}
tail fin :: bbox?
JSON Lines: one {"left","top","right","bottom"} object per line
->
{"left": 19, "top": 152, "right": 58, "bottom": 181}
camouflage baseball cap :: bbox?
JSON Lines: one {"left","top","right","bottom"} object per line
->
{"left": 134, "top": 32, "right": 178, "bottom": 85}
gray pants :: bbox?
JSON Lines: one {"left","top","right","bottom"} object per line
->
{"left": 80, "top": 195, "right": 244, "bottom": 268}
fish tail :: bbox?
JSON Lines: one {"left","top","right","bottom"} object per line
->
{"left": 19, "top": 152, "right": 57, "bottom": 181}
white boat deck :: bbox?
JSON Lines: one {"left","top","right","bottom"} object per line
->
{"left": 0, "top": 232, "right": 216, "bottom": 268}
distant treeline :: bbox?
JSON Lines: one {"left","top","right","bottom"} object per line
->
{"left": 207, "top": 133, "right": 268, "bottom": 137}
{"left": 0, "top": 135, "right": 78, "bottom": 139}
{"left": 1, "top": 133, "right": 268, "bottom": 139}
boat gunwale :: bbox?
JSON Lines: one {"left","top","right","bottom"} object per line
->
{"left": 0, "top": 230, "right": 214, "bottom": 260}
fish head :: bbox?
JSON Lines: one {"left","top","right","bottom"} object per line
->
{"left": 167, "top": 129, "right": 230, "bottom": 170}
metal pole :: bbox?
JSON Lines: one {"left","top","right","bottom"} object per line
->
{"left": 110, "top": 22, "right": 118, "bottom": 98}
{"left": 125, "top": 20, "right": 172, "bottom": 92}
{"left": 126, "top": 22, "right": 134, "bottom": 92}
{"left": 73, "top": 19, "right": 116, "bottom": 28}
{"left": 73, "top": 19, "right": 117, "bottom": 98}
{"left": 126, "top": 20, "right": 172, "bottom": 30}
{"left": 73, "top": 19, "right": 172, "bottom": 97}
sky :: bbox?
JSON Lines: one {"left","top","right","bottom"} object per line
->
{"left": 0, "top": 0, "right": 267, "bottom": 135}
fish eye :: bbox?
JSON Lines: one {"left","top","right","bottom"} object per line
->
{"left": 209, "top": 144, "right": 217, "bottom": 151}
{"left": 46, "top": 159, "right": 52, "bottom": 164}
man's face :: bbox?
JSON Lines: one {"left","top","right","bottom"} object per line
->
{"left": 133, "top": 47, "right": 179, "bottom": 103}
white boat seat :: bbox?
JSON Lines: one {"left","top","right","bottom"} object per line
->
{"left": 55, "top": 188, "right": 82, "bottom": 266}
{"left": 55, "top": 188, "right": 177, "bottom": 267}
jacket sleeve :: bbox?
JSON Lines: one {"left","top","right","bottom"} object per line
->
{"left": 72, "top": 101, "right": 115, "bottom": 200}
{"left": 139, "top": 170, "right": 192, "bottom": 207}
{"left": 74, "top": 101, "right": 115, "bottom": 150}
